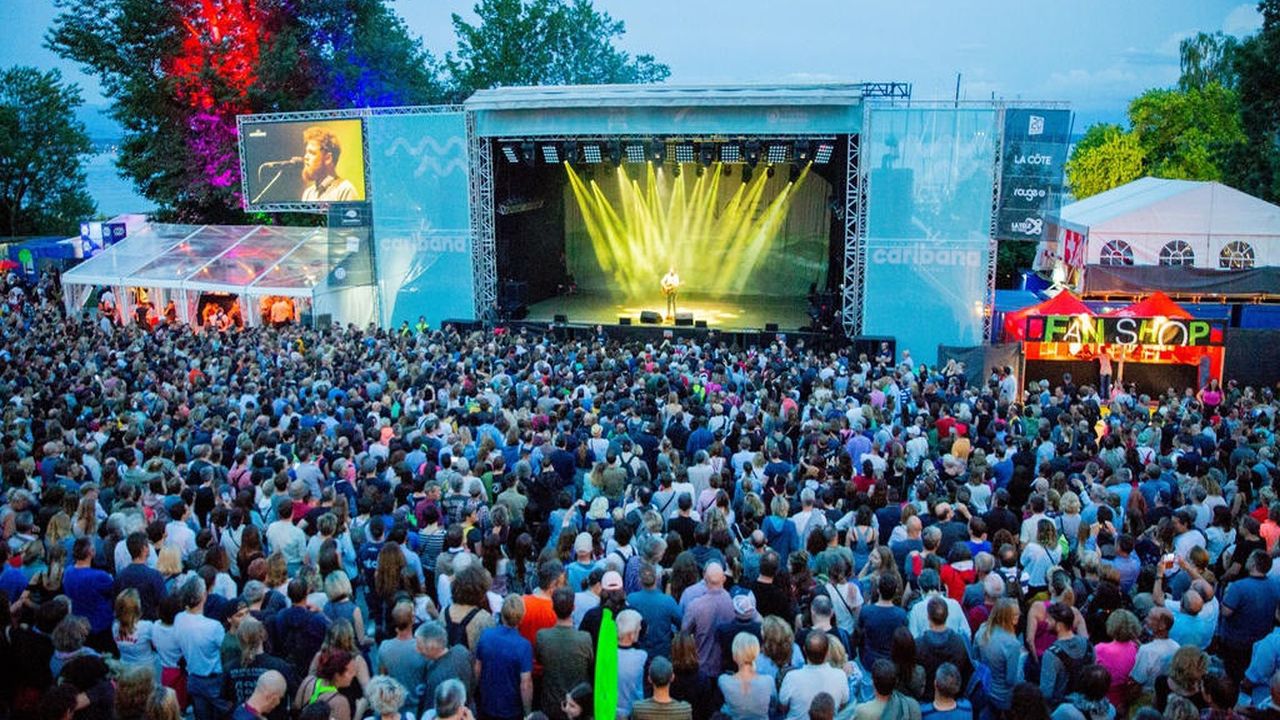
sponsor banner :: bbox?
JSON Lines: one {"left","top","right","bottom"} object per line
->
{"left": 996, "top": 109, "right": 1072, "bottom": 243}
{"left": 1025, "top": 314, "right": 1226, "bottom": 347}
{"left": 327, "top": 202, "right": 374, "bottom": 287}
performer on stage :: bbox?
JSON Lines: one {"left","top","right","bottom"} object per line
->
{"left": 661, "top": 267, "right": 681, "bottom": 320}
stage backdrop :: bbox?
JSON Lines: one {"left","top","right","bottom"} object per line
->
{"left": 862, "top": 108, "right": 998, "bottom": 362}
{"left": 562, "top": 165, "right": 831, "bottom": 300}
{"left": 367, "top": 112, "right": 474, "bottom": 328}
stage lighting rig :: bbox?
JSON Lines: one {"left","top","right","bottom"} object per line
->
{"left": 814, "top": 142, "right": 835, "bottom": 164}
{"left": 767, "top": 144, "right": 787, "bottom": 165}
{"left": 521, "top": 141, "right": 537, "bottom": 167}
{"left": 650, "top": 140, "right": 666, "bottom": 163}
{"left": 541, "top": 144, "right": 560, "bottom": 164}
{"left": 563, "top": 141, "right": 579, "bottom": 164}
{"left": 720, "top": 143, "right": 740, "bottom": 163}
{"left": 583, "top": 144, "right": 602, "bottom": 164}
{"left": 675, "top": 143, "right": 696, "bottom": 163}
{"left": 794, "top": 141, "right": 812, "bottom": 163}
{"left": 699, "top": 145, "right": 715, "bottom": 167}
{"left": 745, "top": 140, "right": 761, "bottom": 167}
{"left": 625, "top": 143, "right": 646, "bottom": 164}
{"left": 501, "top": 145, "right": 520, "bottom": 164}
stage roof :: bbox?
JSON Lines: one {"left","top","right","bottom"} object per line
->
{"left": 466, "top": 83, "right": 868, "bottom": 137}
{"left": 464, "top": 83, "right": 868, "bottom": 111}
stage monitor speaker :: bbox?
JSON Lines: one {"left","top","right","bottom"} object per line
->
{"left": 694, "top": 320, "right": 708, "bottom": 329}
{"left": 619, "top": 317, "right": 632, "bottom": 326}
{"left": 765, "top": 322, "right": 779, "bottom": 332}
{"left": 553, "top": 314, "right": 568, "bottom": 324}
{"left": 640, "top": 311, "right": 662, "bottom": 324}
{"left": 675, "top": 312, "right": 693, "bottom": 327}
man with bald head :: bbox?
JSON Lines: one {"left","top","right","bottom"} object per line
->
{"left": 232, "top": 670, "right": 287, "bottom": 720}
{"left": 681, "top": 562, "right": 737, "bottom": 675}
{"left": 1152, "top": 561, "right": 1216, "bottom": 650}
{"left": 1130, "top": 607, "right": 1178, "bottom": 693}
{"left": 890, "top": 516, "right": 923, "bottom": 576}
{"left": 779, "top": 631, "right": 849, "bottom": 720}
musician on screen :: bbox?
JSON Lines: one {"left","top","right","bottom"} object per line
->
{"left": 661, "top": 267, "right": 681, "bottom": 320}
{"left": 300, "top": 126, "right": 358, "bottom": 202}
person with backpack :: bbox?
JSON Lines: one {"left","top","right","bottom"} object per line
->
{"left": 1040, "top": 602, "right": 1095, "bottom": 706}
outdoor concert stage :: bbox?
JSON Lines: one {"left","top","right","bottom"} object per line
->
{"left": 524, "top": 292, "right": 812, "bottom": 331}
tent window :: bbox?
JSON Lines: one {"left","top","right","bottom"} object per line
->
{"left": 1099, "top": 240, "right": 1134, "bottom": 266}
{"left": 1219, "top": 241, "right": 1255, "bottom": 270}
{"left": 1158, "top": 240, "right": 1195, "bottom": 267}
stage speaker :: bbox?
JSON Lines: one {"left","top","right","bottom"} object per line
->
{"left": 640, "top": 311, "right": 662, "bottom": 324}
{"left": 765, "top": 322, "right": 779, "bottom": 332}
{"left": 619, "top": 317, "right": 632, "bottom": 326}
{"left": 315, "top": 313, "right": 332, "bottom": 329}
{"left": 554, "top": 313, "right": 568, "bottom": 324}
{"left": 675, "top": 312, "right": 693, "bottom": 327}
{"left": 694, "top": 320, "right": 708, "bottom": 329}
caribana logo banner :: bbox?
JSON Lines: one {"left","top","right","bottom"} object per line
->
{"left": 1025, "top": 315, "right": 1226, "bottom": 347}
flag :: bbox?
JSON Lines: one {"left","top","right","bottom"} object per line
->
{"left": 594, "top": 608, "right": 618, "bottom": 720}
{"left": 1062, "top": 229, "right": 1085, "bottom": 269}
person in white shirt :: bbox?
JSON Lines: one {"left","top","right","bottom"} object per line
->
{"left": 907, "top": 570, "right": 970, "bottom": 641}
{"left": 165, "top": 502, "right": 197, "bottom": 560}
{"left": 265, "top": 499, "right": 307, "bottom": 575}
{"left": 174, "top": 578, "right": 229, "bottom": 720}
{"left": 1020, "top": 495, "right": 1050, "bottom": 545}
{"left": 1130, "top": 607, "right": 1179, "bottom": 691}
{"left": 779, "top": 631, "right": 849, "bottom": 720}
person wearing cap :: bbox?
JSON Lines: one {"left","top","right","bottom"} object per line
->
{"left": 714, "top": 594, "right": 762, "bottom": 673}
{"left": 535, "top": 587, "right": 593, "bottom": 720}
{"left": 565, "top": 532, "right": 599, "bottom": 594}
{"left": 578, "top": 569, "right": 630, "bottom": 646}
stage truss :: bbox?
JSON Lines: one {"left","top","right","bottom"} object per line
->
{"left": 468, "top": 114, "right": 499, "bottom": 323}
{"left": 984, "top": 107, "right": 1006, "bottom": 343}
{"left": 841, "top": 129, "right": 866, "bottom": 337}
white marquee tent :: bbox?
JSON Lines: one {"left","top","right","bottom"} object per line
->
{"left": 1051, "top": 177, "right": 1280, "bottom": 270}
{"left": 60, "top": 222, "right": 376, "bottom": 327}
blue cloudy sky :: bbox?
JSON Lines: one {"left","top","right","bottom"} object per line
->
{"left": 0, "top": 0, "right": 1263, "bottom": 129}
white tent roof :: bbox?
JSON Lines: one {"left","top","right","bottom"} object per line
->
{"left": 61, "top": 222, "right": 340, "bottom": 298}
{"left": 1052, "top": 177, "right": 1280, "bottom": 238}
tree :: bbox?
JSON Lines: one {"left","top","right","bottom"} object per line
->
{"left": 48, "top": 0, "right": 444, "bottom": 223}
{"left": 1065, "top": 125, "right": 1145, "bottom": 200}
{"left": 1226, "top": 0, "right": 1280, "bottom": 202}
{"left": 1179, "top": 31, "right": 1240, "bottom": 91}
{"left": 446, "top": 0, "right": 670, "bottom": 102}
{"left": 0, "top": 66, "right": 95, "bottom": 236}
{"left": 1128, "top": 83, "right": 1245, "bottom": 182}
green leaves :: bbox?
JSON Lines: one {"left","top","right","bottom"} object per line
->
{"left": 1065, "top": 125, "right": 1146, "bottom": 200}
{"left": 0, "top": 66, "right": 95, "bottom": 236}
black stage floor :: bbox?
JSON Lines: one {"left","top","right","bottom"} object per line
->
{"left": 524, "top": 291, "right": 811, "bottom": 331}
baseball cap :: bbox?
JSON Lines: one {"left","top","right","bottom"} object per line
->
{"left": 574, "top": 532, "right": 593, "bottom": 555}
{"left": 601, "top": 571, "right": 624, "bottom": 591}
{"left": 733, "top": 594, "right": 757, "bottom": 619}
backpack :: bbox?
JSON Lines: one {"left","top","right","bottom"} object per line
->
{"left": 1047, "top": 642, "right": 1095, "bottom": 698}
{"left": 445, "top": 606, "right": 482, "bottom": 648}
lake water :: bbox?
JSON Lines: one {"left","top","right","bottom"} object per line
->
{"left": 85, "top": 150, "right": 156, "bottom": 218}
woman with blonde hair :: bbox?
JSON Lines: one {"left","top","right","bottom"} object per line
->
{"left": 1154, "top": 646, "right": 1209, "bottom": 713}
{"left": 144, "top": 686, "right": 182, "bottom": 720}
{"left": 114, "top": 588, "right": 157, "bottom": 671}
{"left": 156, "top": 547, "right": 189, "bottom": 594}
{"left": 363, "top": 675, "right": 410, "bottom": 720}
{"left": 976, "top": 598, "right": 1023, "bottom": 715}
{"left": 322, "top": 571, "right": 372, "bottom": 649}
{"left": 756, "top": 615, "right": 800, "bottom": 681}
{"left": 115, "top": 665, "right": 156, "bottom": 720}
{"left": 718, "top": 632, "right": 774, "bottom": 720}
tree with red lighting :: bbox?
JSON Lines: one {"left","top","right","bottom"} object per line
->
{"left": 48, "top": 0, "right": 444, "bottom": 222}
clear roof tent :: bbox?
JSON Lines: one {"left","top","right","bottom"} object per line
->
{"left": 61, "top": 222, "right": 376, "bottom": 324}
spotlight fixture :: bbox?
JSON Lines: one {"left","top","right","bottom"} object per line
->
{"left": 814, "top": 142, "right": 835, "bottom": 164}
{"left": 501, "top": 145, "right": 519, "bottom": 164}
{"left": 722, "top": 164, "right": 733, "bottom": 176}
{"left": 650, "top": 140, "right": 666, "bottom": 163}
{"left": 583, "top": 144, "right": 602, "bottom": 164}
{"left": 541, "top": 144, "right": 560, "bottom": 164}
{"left": 745, "top": 140, "right": 762, "bottom": 167}
{"left": 696, "top": 165, "right": 705, "bottom": 177}
{"left": 742, "top": 165, "right": 753, "bottom": 183}
{"left": 563, "top": 141, "right": 579, "bottom": 164}
{"left": 720, "top": 143, "right": 740, "bottom": 163}
{"left": 794, "top": 141, "right": 812, "bottom": 163}
{"left": 625, "top": 143, "right": 646, "bottom": 164}
{"left": 609, "top": 141, "right": 623, "bottom": 166}
{"left": 673, "top": 164, "right": 681, "bottom": 178}
{"left": 766, "top": 165, "right": 776, "bottom": 178}
{"left": 766, "top": 144, "right": 787, "bottom": 164}
{"left": 521, "top": 141, "right": 537, "bottom": 167}
{"left": 699, "top": 145, "right": 715, "bottom": 166}
{"left": 674, "top": 143, "right": 696, "bottom": 163}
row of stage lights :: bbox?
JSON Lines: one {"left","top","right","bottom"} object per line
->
{"left": 500, "top": 139, "right": 835, "bottom": 179}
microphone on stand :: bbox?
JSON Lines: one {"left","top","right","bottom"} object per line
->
{"left": 259, "top": 156, "right": 303, "bottom": 169}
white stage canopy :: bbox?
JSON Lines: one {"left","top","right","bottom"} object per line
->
{"left": 60, "top": 222, "right": 376, "bottom": 327}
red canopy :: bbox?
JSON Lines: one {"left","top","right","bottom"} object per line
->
{"left": 1103, "top": 291, "right": 1193, "bottom": 319}
{"left": 1002, "top": 290, "right": 1093, "bottom": 341}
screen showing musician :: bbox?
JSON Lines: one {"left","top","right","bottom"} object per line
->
{"left": 661, "top": 267, "right": 681, "bottom": 320}
{"left": 239, "top": 117, "right": 365, "bottom": 209}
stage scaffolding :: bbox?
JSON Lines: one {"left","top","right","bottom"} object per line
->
{"left": 467, "top": 112, "right": 498, "bottom": 322}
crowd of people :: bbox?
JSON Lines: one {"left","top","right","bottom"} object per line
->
{"left": 2, "top": 269, "right": 1280, "bottom": 720}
